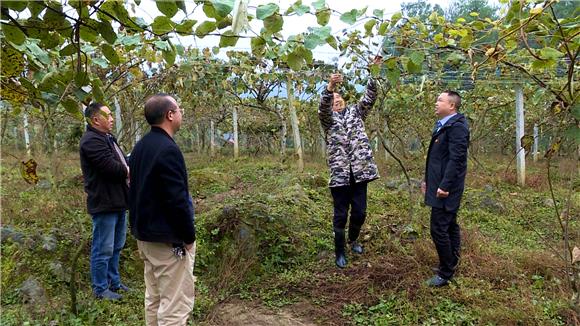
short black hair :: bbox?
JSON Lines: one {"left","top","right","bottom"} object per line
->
{"left": 144, "top": 93, "right": 177, "bottom": 125}
{"left": 443, "top": 90, "right": 461, "bottom": 110}
{"left": 85, "top": 102, "right": 106, "bottom": 119}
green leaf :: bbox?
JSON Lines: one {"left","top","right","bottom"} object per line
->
{"left": 564, "top": 125, "right": 580, "bottom": 144}
{"left": 316, "top": 9, "right": 330, "bottom": 26}
{"left": 292, "top": 2, "right": 310, "bottom": 16}
{"left": 98, "top": 21, "right": 117, "bottom": 44}
{"left": 93, "top": 57, "right": 109, "bottom": 69}
{"left": 340, "top": 9, "right": 358, "bottom": 25}
{"left": 386, "top": 67, "right": 400, "bottom": 85}
{"left": 251, "top": 37, "right": 266, "bottom": 56}
{"left": 406, "top": 60, "right": 421, "bottom": 74}
{"left": 264, "top": 15, "right": 283, "bottom": 34}
{"left": 211, "top": 0, "right": 234, "bottom": 17}
{"left": 409, "top": 51, "right": 424, "bottom": 65}
{"left": 176, "top": 19, "right": 197, "bottom": 35}
{"left": 75, "top": 71, "right": 89, "bottom": 87}
{"left": 61, "top": 96, "right": 82, "bottom": 118}
{"left": 2, "top": 1, "right": 27, "bottom": 12}
{"left": 163, "top": 48, "right": 176, "bottom": 66}
{"left": 390, "top": 12, "right": 402, "bottom": 26}
{"left": 80, "top": 25, "right": 98, "bottom": 42}
{"left": 203, "top": 3, "right": 218, "bottom": 18}
{"left": 326, "top": 36, "right": 337, "bottom": 49}
{"left": 219, "top": 30, "right": 239, "bottom": 47}
{"left": 304, "top": 34, "right": 321, "bottom": 50}
{"left": 91, "top": 79, "right": 105, "bottom": 103}
{"left": 156, "top": 0, "right": 179, "bottom": 18}
{"left": 59, "top": 43, "right": 78, "bottom": 56}
{"left": 151, "top": 16, "right": 174, "bottom": 35}
{"left": 378, "top": 22, "right": 388, "bottom": 35}
{"left": 102, "top": 44, "right": 120, "bottom": 65}
{"left": 195, "top": 21, "right": 217, "bottom": 37}
{"left": 154, "top": 40, "right": 171, "bottom": 51}
{"left": 287, "top": 51, "right": 304, "bottom": 70}
{"left": 2, "top": 24, "right": 26, "bottom": 45}
{"left": 176, "top": 0, "right": 186, "bottom": 12}
{"left": 295, "top": 46, "right": 312, "bottom": 64}
{"left": 27, "top": 1, "right": 45, "bottom": 18}
{"left": 216, "top": 16, "right": 232, "bottom": 29}
{"left": 41, "top": 32, "right": 62, "bottom": 50}
{"left": 539, "top": 47, "right": 565, "bottom": 60}
{"left": 25, "top": 41, "right": 50, "bottom": 65}
{"left": 531, "top": 59, "right": 556, "bottom": 70}
{"left": 373, "top": 9, "right": 384, "bottom": 18}
{"left": 119, "top": 34, "right": 141, "bottom": 46}
{"left": 369, "top": 63, "right": 380, "bottom": 77}
{"left": 364, "top": 20, "right": 376, "bottom": 36}
{"left": 175, "top": 44, "right": 185, "bottom": 55}
{"left": 311, "top": 26, "right": 331, "bottom": 39}
{"left": 257, "top": 3, "right": 279, "bottom": 20}
{"left": 572, "top": 104, "right": 580, "bottom": 120}
{"left": 312, "top": 0, "right": 325, "bottom": 10}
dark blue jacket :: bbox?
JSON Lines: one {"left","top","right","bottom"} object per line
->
{"left": 80, "top": 126, "right": 129, "bottom": 214}
{"left": 424, "top": 113, "right": 470, "bottom": 212}
{"left": 129, "top": 127, "right": 195, "bottom": 244}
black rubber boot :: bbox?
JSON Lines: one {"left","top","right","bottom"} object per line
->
{"left": 334, "top": 228, "right": 347, "bottom": 268}
{"left": 348, "top": 226, "right": 364, "bottom": 254}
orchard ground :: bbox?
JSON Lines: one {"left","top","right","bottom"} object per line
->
{"left": 1, "top": 151, "right": 578, "bottom": 325}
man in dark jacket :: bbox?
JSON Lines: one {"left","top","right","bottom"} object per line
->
{"left": 421, "top": 90, "right": 470, "bottom": 287}
{"left": 80, "top": 103, "right": 130, "bottom": 300}
{"left": 129, "top": 94, "right": 196, "bottom": 325}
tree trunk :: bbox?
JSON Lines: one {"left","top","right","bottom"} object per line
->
{"left": 286, "top": 79, "right": 304, "bottom": 172}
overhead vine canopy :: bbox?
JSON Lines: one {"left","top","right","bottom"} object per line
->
{"left": 0, "top": 0, "right": 578, "bottom": 143}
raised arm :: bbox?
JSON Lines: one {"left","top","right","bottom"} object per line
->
{"left": 318, "top": 73, "right": 342, "bottom": 131}
{"left": 356, "top": 56, "right": 382, "bottom": 120}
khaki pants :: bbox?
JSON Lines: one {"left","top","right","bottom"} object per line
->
{"left": 137, "top": 241, "right": 196, "bottom": 326}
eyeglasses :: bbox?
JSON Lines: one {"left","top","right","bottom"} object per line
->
{"left": 170, "top": 107, "right": 184, "bottom": 116}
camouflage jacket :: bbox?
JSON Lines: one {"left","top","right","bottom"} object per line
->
{"left": 318, "top": 79, "right": 379, "bottom": 187}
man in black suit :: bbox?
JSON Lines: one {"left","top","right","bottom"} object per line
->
{"left": 129, "top": 94, "right": 196, "bottom": 325}
{"left": 421, "top": 90, "right": 470, "bottom": 287}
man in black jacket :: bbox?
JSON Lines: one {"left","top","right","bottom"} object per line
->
{"left": 421, "top": 90, "right": 470, "bottom": 287}
{"left": 80, "top": 103, "right": 130, "bottom": 300}
{"left": 129, "top": 94, "right": 196, "bottom": 325}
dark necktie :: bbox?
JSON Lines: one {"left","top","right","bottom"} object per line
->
{"left": 432, "top": 121, "right": 442, "bottom": 135}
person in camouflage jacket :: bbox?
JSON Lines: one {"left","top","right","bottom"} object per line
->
{"left": 318, "top": 56, "right": 382, "bottom": 268}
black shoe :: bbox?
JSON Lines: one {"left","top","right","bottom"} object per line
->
{"left": 110, "top": 283, "right": 131, "bottom": 293}
{"left": 95, "top": 289, "right": 122, "bottom": 301}
{"left": 426, "top": 275, "right": 449, "bottom": 287}
{"left": 334, "top": 228, "right": 347, "bottom": 269}
{"left": 349, "top": 241, "right": 364, "bottom": 254}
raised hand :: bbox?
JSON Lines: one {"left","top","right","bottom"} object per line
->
{"left": 327, "top": 73, "right": 343, "bottom": 92}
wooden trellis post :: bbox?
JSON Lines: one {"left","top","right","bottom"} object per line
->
{"left": 515, "top": 85, "right": 526, "bottom": 186}
{"left": 233, "top": 107, "right": 239, "bottom": 159}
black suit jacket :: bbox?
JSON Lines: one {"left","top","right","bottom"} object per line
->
{"left": 129, "top": 127, "right": 195, "bottom": 244}
{"left": 80, "top": 126, "right": 129, "bottom": 214}
{"left": 424, "top": 113, "right": 470, "bottom": 212}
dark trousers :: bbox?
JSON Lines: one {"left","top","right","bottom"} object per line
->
{"left": 330, "top": 178, "right": 368, "bottom": 238}
{"left": 430, "top": 207, "right": 461, "bottom": 280}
